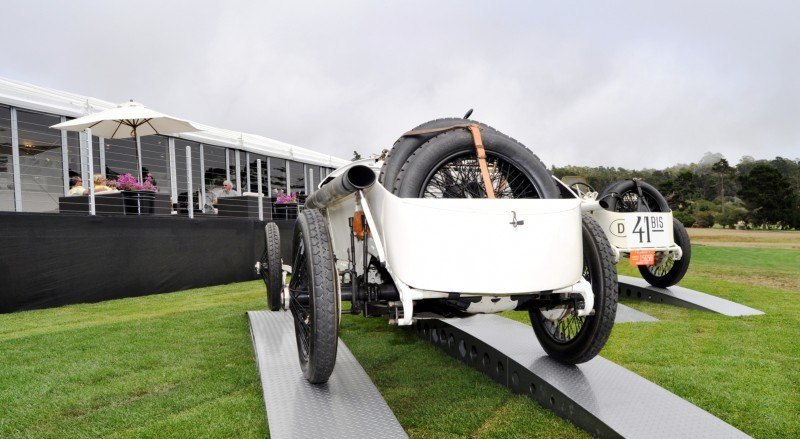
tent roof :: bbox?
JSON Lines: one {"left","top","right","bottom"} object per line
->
{"left": 0, "top": 76, "right": 348, "bottom": 168}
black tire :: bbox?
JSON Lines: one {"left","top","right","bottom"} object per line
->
{"left": 639, "top": 218, "right": 692, "bottom": 288}
{"left": 288, "top": 209, "right": 338, "bottom": 384}
{"left": 379, "top": 118, "right": 498, "bottom": 194}
{"left": 599, "top": 180, "right": 670, "bottom": 212}
{"left": 393, "top": 128, "right": 560, "bottom": 199}
{"left": 260, "top": 222, "right": 283, "bottom": 311}
{"left": 529, "top": 214, "right": 618, "bottom": 364}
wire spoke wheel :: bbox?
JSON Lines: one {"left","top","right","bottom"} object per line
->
{"left": 639, "top": 218, "right": 692, "bottom": 288}
{"left": 647, "top": 252, "right": 675, "bottom": 277}
{"left": 421, "top": 153, "right": 543, "bottom": 199}
{"left": 289, "top": 240, "right": 311, "bottom": 358}
{"left": 614, "top": 190, "right": 662, "bottom": 212}
{"left": 288, "top": 209, "right": 338, "bottom": 384}
{"left": 529, "top": 214, "right": 618, "bottom": 364}
{"left": 540, "top": 255, "right": 590, "bottom": 343}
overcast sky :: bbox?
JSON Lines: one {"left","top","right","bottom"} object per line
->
{"left": 1, "top": 1, "right": 797, "bottom": 168}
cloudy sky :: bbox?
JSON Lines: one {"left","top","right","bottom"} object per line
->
{"left": 1, "top": 1, "right": 797, "bottom": 168}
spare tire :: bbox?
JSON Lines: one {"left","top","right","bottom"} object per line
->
{"left": 392, "top": 127, "right": 560, "bottom": 199}
{"left": 379, "top": 118, "right": 497, "bottom": 194}
{"left": 598, "top": 180, "right": 670, "bottom": 212}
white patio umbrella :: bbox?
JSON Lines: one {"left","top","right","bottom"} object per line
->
{"left": 51, "top": 100, "right": 201, "bottom": 181}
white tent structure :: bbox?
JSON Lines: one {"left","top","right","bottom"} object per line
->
{"left": 0, "top": 77, "right": 349, "bottom": 213}
{"left": 0, "top": 77, "right": 347, "bottom": 169}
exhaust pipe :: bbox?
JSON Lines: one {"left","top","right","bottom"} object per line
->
{"left": 305, "top": 165, "right": 376, "bottom": 210}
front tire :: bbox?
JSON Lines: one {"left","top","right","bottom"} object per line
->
{"left": 529, "top": 214, "right": 618, "bottom": 364}
{"left": 289, "top": 209, "right": 338, "bottom": 384}
{"left": 639, "top": 218, "right": 692, "bottom": 288}
{"left": 260, "top": 222, "right": 283, "bottom": 311}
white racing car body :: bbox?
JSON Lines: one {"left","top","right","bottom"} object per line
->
{"left": 320, "top": 159, "right": 590, "bottom": 325}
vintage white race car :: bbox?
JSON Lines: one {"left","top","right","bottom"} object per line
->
{"left": 259, "top": 118, "right": 619, "bottom": 384}
{"left": 562, "top": 177, "right": 691, "bottom": 288}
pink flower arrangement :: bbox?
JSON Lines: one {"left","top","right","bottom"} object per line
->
{"left": 276, "top": 191, "right": 298, "bottom": 204}
{"left": 114, "top": 173, "right": 158, "bottom": 192}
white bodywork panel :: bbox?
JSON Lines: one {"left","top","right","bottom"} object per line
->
{"left": 325, "top": 164, "right": 583, "bottom": 295}
{"left": 322, "top": 162, "right": 589, "bottom": 325}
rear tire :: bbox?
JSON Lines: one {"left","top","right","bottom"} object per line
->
{"left": 289, "top": 209, "right": 338, "bottom": 384}
{"left": 260, "top": 222, "right": 283, "bottom": 311}
{"left": 639, "top": 218, "right": 691, "bottom": 287}
{"left": 529, "top": 214, "right": 618, "bottom": 364}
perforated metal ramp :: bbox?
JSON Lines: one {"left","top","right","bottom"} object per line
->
{"left": 248, "top": 311, "right": 407, "bottom": 439}
{"left": 417, "top": 314, "right": 749, "bottom": 438}
{"left": 618, "top": 275, "right": 764, "bottom": 316}
{"left": 615, "top": 303, "right": 658, "bottom": 323}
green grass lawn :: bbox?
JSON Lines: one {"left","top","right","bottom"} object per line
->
{"left": 1, "top": 244, "right": 798, "bottom": 438}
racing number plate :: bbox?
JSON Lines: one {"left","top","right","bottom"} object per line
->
{"left": 624, "top": 213, "right": 670, "bottom": 248}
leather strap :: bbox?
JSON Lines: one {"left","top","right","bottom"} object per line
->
{"left": 468, "top": 124, "right": 495, "bottom": 198}
{"left": 401, "top": 123, "right": 496, "bottom": 198}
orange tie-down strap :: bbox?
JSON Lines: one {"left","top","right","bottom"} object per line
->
{"left": 402, "top": 123, "right": 496, "bottom": 198}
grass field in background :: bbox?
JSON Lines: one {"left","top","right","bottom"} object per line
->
{"left": 1, "top": 235, "right": 798, "bottom": 438}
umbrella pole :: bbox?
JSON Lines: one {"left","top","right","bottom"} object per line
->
{"left": 135, "top": 127, "right": 143, "bottom": 182}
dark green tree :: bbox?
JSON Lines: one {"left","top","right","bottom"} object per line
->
{"left": 737, "top": 164, "right": 797, "bottom": 228}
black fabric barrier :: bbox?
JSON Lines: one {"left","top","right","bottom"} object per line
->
{"left": 0, "top": 213, "right": 295, "bottom": 313}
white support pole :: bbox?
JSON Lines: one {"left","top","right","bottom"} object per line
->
{"left": 235, "top": 151, "right": 242, "bottom": 193}
{"left": 199, "top": 143, "right": 206, "bottom": 214}
{"left": 186, "top": 145, "right": 193, "bottom": 219}
{"left": 168, "top": 138, "right": 177, "bottom": 205}
{"left": 257, "top": 159, "right": 264, "bottom": 221}
{"left": 60, "top": 116, "right": 69, "bottom": 196}
{"left": 285, "top": 160, "right": 290, "bottom": 195}
{"left": 99, "top": 137, "right": 106, "bottom": 177}
{"left": 10, "top": 108, "right": 22, "bottom": 212}
{"left": 136, "top": 134, "right": 143, "bottom": 182}
{"left": 86, "top": 128, "right": 95, "bottom": 216}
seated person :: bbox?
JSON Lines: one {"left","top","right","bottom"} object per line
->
{"left": 213, "top": 180, "right": 240, "bottom": 204}
{"left": 93, "top": 174, "right": 115, "bottom": 193}
{"left": 67, "top": 176, "right": 88, "bottom": 196}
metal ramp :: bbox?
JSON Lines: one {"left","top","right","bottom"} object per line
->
{"left": 615, "top": 303, "right": 658, "bottom": 323}
{"left": 248, "top": 311, "right": 407, "bottom": 439}
{"left": 416, "top": 314, "right": 749, "bottom": 439}
{"left": 618, "top": 275, "right": 764, "bottom": 316}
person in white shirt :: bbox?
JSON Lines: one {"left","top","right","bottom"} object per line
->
{"left": 67, "top": 176, "right": 88, "bottom": 196}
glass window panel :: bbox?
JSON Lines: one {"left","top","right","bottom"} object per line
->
{"left": 103, "top": 137, "right": 138, "bottom": 181}
{"left": 66, "top": 131, "right": 81, "bottom": 178}
{"left": 270, "top": 158, "right": 287, "bottom": 196}
{"left": 249, "top": 153, "right": 268, "bottom": 196}
{"left": 203, "top": 145, "right": 227, "bottom": 192}
{"left": 173, "top": 139, "right": 201, "bottom": 197}
{"left": 227, "top": 149, "right": 236, "bottom": 190}
{"left": 288, "top": 160, "right": 305, "bottom": 196}
{"left": 93, "top": 136, "right": 101, "bottom": 176}
{"left": 63, "top": 121, "right": 101, "bottom": 180}
{"left": 0, "top": 106, "right": 13, "bottom": 211}
{"left": 239, "top": 151, "right": 248, "bottom": 192}
{"left": 140, "top": 135, "right": 170, "bottom": 195}
{"left": 16, "top": 109, "right": 63, "bottom": 212}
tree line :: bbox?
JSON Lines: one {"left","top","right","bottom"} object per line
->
{"left": 552, "top": 154, "right": 800, "bottom": 230}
